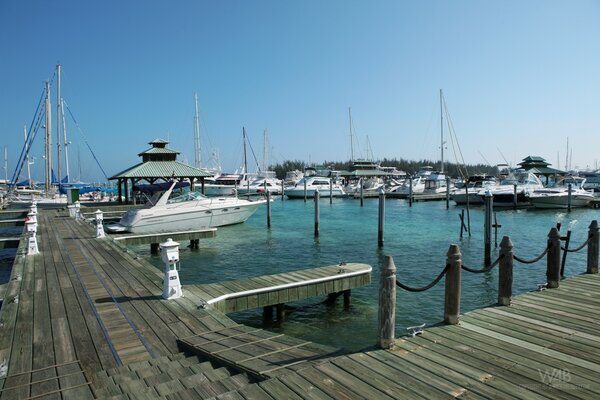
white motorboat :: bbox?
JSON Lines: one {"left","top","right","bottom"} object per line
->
{"left": 237, "top": 171, "right": 283, "bottom": 195}
{"left": 106, "top": 181, "right": 266, "bottom": 234}
{"left": 528, "top": 176, "right": 595, "bottom": 209}
{"left": 284, "top": 176, "right": 346, "bottom": 199}
{"left": 479, "top": 170, "right": 544, "bottom": 207}
{"left": 202, "top": 172, "right": 254, "bottom": 196}
{"left": 423, "top": 171, "right": 454, "bottom": 194}
{"left": 451, "top": 175, "right": 496, "bottom": 205}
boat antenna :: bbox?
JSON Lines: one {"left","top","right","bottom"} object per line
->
{"left": 496, "top": 147, "right": 510, "bottom": 168}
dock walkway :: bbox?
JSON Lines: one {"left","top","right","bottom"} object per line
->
{"left": 2, "top": 207, "right": 600, "bottom": 398}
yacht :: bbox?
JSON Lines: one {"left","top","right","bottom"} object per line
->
{"left": 106, "top": 181, "right": 266, "bottom": 234}
{"left": 528, "top": 176, "right": 595, "bottom": 209}
{"left": 237, "top": 171, "right": 283, "bottom": 195}
{"left": 284, "top": 175, "right": 346, "bottom": 199}
{"left": 479, "top": 170, "right": 544, "bottom": 207}
{"left": 423, "top": 171, "right": 453, "bottom": 194}
{"left": 451, "top": 175, "right": 496, "bottom": 205}
{"left": 202, "top": 172, "right": 254, "bottom": 196}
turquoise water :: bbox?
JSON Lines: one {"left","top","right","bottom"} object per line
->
{"left": 132, "top": 198, "right": 597, "bottom": 352}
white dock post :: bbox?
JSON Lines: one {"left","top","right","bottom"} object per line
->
{"left": 95, "top": 210, "right": 105, "bottom": 238}
{"left": 25, "top": 219, "right": 39, "bottom": 255}
{"left": 74, "top": 201, "right": 81, "bottom": 220}
{"left": 29, "top": 202, "right": 37, "bottom": 215}
{"left": 67, "top": 204, "right": 76, "bottom": 218}
{"left": 27, "top": 211, "right": 37, "bottom": 224}
{"left": 161, "top": 238, "right": 183, "bottom": 299}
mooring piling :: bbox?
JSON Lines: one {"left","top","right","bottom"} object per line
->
{"left": 378, "top": 255, "right": 396, "bottom": 349}
{"left": 498, "top": 236, "right": 514, "bottom": 306}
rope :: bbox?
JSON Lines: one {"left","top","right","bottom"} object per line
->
{"left": 396, "top": 265, "right": 450, "bottom": 292}
{"left": 562, "top": 236, "right": 592, "bottom": 253}
{"left": 461, "top": 254, "right": 504, "bottom": 273}
{"left": 514, "top": 244, "right": 549, "bottom": 264}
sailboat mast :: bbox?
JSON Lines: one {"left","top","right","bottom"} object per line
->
{"left": 44, "top": 80, "right": 52, "bottom": 196}
{"left": 61, "top": 98, "right": 70, "bottom": 182}
{"left": 3, "top": 146, "right": 7, "bottom": 184}
{"left": 440, "top": 89, "right": 444, "bottom": 174}
{"left": 24, "top": 125, "right": 32, "bottom": 186}
{"left": 348, "top": 107, "right": 354, "bottom": 162}
{"left": 56, "top": 64, "right": 62, "bottom": 187}
{"left": 262, "top": 129, "right": 268, "bottom": 172}
{"left": 193, "top": 92, "right": 201, "bottom": 168}
{"left": 242, "top": 127, "right": 248, "bottom": 175}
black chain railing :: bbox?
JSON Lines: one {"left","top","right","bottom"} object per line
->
{"left": 461, "top": 254, "right": 505, "bottom": 274}
{"left": 514, "top": 243, "right": 550, "bottom": 264}
{"left": 396, "top": 264, "right": 450, "bottom": 292}
{"left": 562, "top": 236, "right": 592, "bottom": 253}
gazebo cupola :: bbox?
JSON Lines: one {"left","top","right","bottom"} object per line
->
{"left": 139, "top": 138, "right": 179, "bottom": 162}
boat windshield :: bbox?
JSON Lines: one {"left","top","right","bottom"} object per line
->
{"left": 166, "top": 191, "right": 207, "bottom": 204}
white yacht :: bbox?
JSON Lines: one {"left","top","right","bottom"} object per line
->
{"left": 528, "top": 176, "right": 595, "bottom": 209}
{"left": 106, "top": 181, "right": 266, "bottom": 234}
{"left": 202, "top": 172, "right": 254, "bottom": 196}
{"left": 451, "top": 175, "right": 496, "bottom": 205}
{"left": 237, "top": 171, "right": 283, "bottom": 195}
{"left": 479, "top": 171, "right": 544, "bottom": 207}
{"left": 284, "top": 176, "right": 346, "bottom": 199}
{"left": 423, "top": 171, "right": 454, "bottom": 194}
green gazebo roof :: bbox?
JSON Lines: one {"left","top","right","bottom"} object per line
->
{"left": 109, "top": 161, "right": 212, "bottom": 180}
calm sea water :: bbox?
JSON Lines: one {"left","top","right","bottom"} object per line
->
{"left": 132, "top": 197, "right": 598, "bottom": 352}
{"left": 2, "top": 201, "right": 595, "bottom": 351}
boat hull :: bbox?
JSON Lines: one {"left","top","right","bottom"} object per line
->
{"left": 529, "top": 194, "right": 594, "bottom": 209}
{"left": 285, "top": 188, "right": 346, "bottom": 199}
{"left": 108, "top": 199, "right": 266, "bottom": 234}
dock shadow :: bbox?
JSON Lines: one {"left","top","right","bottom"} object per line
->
{"left": 95, "top": 294, "right": 163, "bottom": 304}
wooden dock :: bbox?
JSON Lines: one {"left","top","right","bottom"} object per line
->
{"left": 188, "top": 263, "right": 371, "bottom": 314}
{"left": 2, "top": 207, "right": 600, "bottom": 399}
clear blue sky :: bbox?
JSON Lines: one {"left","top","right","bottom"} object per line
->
{"left": 1, "top": 0, "right": 599, "bottom": 183}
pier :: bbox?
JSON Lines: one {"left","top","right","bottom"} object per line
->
{"left": 1, "top": 207, "right": 600, "bottom": 398}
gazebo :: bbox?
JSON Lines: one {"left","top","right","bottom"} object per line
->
{"left": 518, "top": 156, "right": 566, "bottom": 185}
{"left": 109, "top": 138, "right": 213, "bottom": 204}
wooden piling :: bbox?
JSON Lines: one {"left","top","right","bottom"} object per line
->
{"left": 263, "top": 305, "right": 274, "bottom": 323}
{"left": 445, "top": 176, "right": 450, "bottom": 209}
{"left": 281, "top": 180, "right": 285, "bottom": 200}
{"left": 444, "top": 244, "right": 461, "bottom": 325}
{"left": 314, "top": 189, "right": 320, "bottom": 237}
{"left": 360, "top": 178, "right": 364, "bottom": 207}
{"left": 276, "top": 303, "right": 285, "bottom": 322}
{"left": 588, "top": 220, "right": 599, "bottom": 274}
{"left": 329, "top": 179, "right": 333, "bottom": 204}
{"left": 303, "top": 178, "right": 308, "bottom": 202}
{"left": 484, "top": 191, "right": 493, "bottom": 267}
{"left": 513, "top": 183, "right": 518, "bottom": 208}
{"left": 150, "top": 243, "right": 160, "bottom": 255}
{"left": 498, "top": 236, "right": 513, "bottom": 306}
{"left": 408, "top": 177, "right": 413, "bottom": 207}
{"left": 567, "top": 183, "right": 572, "bottom": 212}
{"left": 266, "top": 191, "right": 271, "bottom": 228}
{"left": 378, "top": 189, "right": 385, "bottom": 247}
{"left": 547, "top": 227, "right": 561, "bottom": 288}
{"left": 378, "top": 256, "right": 396, "bottom": 349}
{"left": 343, "top": 289, "right": 351, "bottom": 308}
